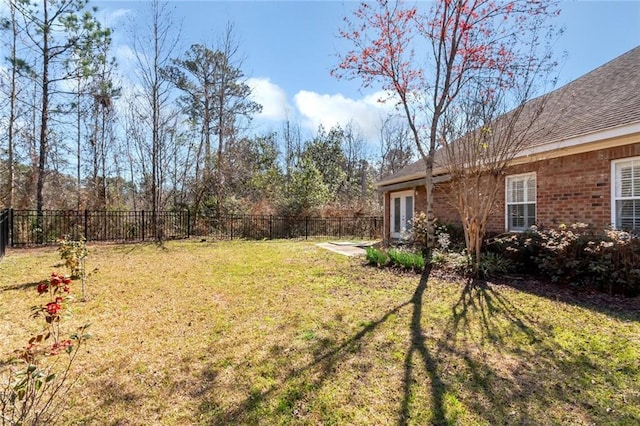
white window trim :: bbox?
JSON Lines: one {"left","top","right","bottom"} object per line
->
{"left": 610, "top": 156, "right": 640, "bottom": 230}
{"left": 505, "top": 172, "right": 537, "bottom": 232}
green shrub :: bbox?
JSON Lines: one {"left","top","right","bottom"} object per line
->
{"left": 485, "top": 231, "right": 543, "bottom": 275}
{"left": 388, "top": 249, "right": 424, "bottom": 273}
{"left": 365, "top": 247, "right": 424, "bottom": 273}
{"left": 410, "top": 215, "right": 466, "bottom": 251}
{"left": 431, "top": 250, "right": 449, "bottom": 267}
{"left": 489, "top": 224, "right": 640, "bottom": 296}
{"left": 435, "top": 221, "right": 466, "bottom": 251}
{"left": 478, "top": 252, "right": 514, "bottom": 278}
{"left": 430, "top": 250, "right": 472, "bottom": 275}
{"left": 365, "top": 246, "right": 389, "bottom": 268}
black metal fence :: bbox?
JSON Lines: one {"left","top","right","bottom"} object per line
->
{"left": 10, "top": 210, "right": 190, "bottom": 246}
{"left": 6, "top": 209, "right": 383, "bottom": 247}
{"left": 194, "top": 215, "right": 383, "bottom": 241}
{"left": 0, "top": 209, "right": 9, "bottom": 258}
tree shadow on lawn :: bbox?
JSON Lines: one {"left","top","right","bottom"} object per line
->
{"left": 422, "top": 277, "right": 636, "bottom": 425}
{"left": 398, "top": 263, "right": 448, "bottom": 425}
{"left": 493, "top": 276, "right": 640, "bottom": 322}
{"left": 1, "top": 280, "right": 43, "bottom": 292}
{"left": 193, "top": 269, "right": 637, "bottom": 425}
{"left": 195, "top": 284, "right": 417, "bottom": 423}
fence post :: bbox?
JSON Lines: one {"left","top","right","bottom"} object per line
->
{"left": 338, "top": 217, "right": 342, "bottom": 239}
{"left": 305, "top": 216, "right": 309, "bottom": 240}
{"left": 230, "top": 215, "right": 234, "bottom": 240}
{"left": 84, "top": 210, "right": 88, "bottom": 240}
{"left": 142, "top": 210, "right": 145, "bottom": 241}
{"left": 186, "top": 210, "right": 191, "bottom": 238}
{"left": 10, "top": 209, "right": 14, "bottom": 248}
{"left": 269, "top": 215, "right": 273, "bottom": 240}
{"left": 370, "top": 217, "right": 374, "bottom": 239}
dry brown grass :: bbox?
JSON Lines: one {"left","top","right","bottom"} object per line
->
{"left": 1, "top": 240, "right": 638, "bottom": 425}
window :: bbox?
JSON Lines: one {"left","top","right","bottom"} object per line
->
{"left": 612, "top": 157, "right": 640, "bottom": 231}
{"left": 506, "top": 172, "right": 536, "bottom": 232}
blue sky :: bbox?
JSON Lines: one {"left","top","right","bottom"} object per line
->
{"left": 95, "top": 0, "right": 640, "bottom": 142}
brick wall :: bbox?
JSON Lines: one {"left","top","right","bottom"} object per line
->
{"left": 383, "top": 191, "right": 390, "bottom": 240}
{"left": 387, "top": 142, "right": 640, "bottom": 238}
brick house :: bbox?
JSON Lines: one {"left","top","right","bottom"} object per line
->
{"left": 376, "top": 46, "right": 640, "bottom": 242}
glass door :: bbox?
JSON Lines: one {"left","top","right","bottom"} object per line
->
{"left": 390, "top": 190, "right": 414, "bottom": 239}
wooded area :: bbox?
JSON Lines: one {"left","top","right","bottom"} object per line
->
{"left": 0, "top": 0, "right": 414, "bottom": 238}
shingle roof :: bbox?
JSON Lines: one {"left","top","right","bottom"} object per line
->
{"left": 378, "top": 46, "right": 640, "bottom": 186}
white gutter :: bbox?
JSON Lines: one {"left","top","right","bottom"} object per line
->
{"left": 515, "top": 121, "right": 640, "bottom": 160}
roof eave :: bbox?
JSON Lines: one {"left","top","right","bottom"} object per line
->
{"left": 376, "top": 120, "right": 640, "bottom": 190}
{"left": 375, "top": 172, "right": 424, "bottom": 188}
{"left": 511, "top": 121, "right": 640, "bottom": 162}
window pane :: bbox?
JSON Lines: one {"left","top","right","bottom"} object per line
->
{"left": 620, "top": 166, "right": 633, "bottom": 197}
{"left": 509, "top": 205, "right": 524, "bottom": 230}
{"left": 393, "top": 198, "right": 401, "bottom": 232}
{"left": 614, "top": 160, "right": 640, "bottom": 230}
{"left": 526, "top": 178, "right": 536, "bottom": 202}
{"left": 525, "top": 203, "right": 536, "bottom": 228}
{"left": 513, "top": 180, "right": 524, "bottom": 203}
{"left": 617, "top": 164, "right": 640, "bottom": 198}
{"left": 620, "top": 200, "right": 635, "bottom": 216}
{"left": 616, "top": 200, "right": 639, "bottom": 230}
{"left": 507, "top": 175, "right": 536, "bottom": 203}
{"left": 405, "top": 196, "right": 414, "bottom": 231}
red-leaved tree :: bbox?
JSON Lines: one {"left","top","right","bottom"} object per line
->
{"left": 334, "top": 0, "right": 560, "bottom": 262}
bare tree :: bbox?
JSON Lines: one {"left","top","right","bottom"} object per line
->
{"left": 166, "top": 23, "right": 260, "bottom": 217}
{"left": 281, "top": 115, "right": 302, "bottom": 188}
{"left": 440, "top": 64, "right": 556, "bottom": 265}
{"left": 0, "top": 0, "right": 22, "bottom": 209}
{"left": 87, "top": 51, "right": 119, "bottom": 210}
{"left": 11, "top": 0, "right": 110, "bottom": 240}
{"left": 210, "top": 24, "right": 261, "bottom": 217}
{"left": 379, "top": 115, "right": 413, "bottom": 179}
{"left": 335, "top": 0, "right": 560, "bottom": 260}
{"left": 131, "top": 0, "right": 180, "bottom": 240}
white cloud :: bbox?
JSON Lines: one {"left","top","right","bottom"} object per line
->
{"left": 96, "top": 8, "right": 132, "bottom": 27}
{"left": 293, "top": 90, "right": 395, "bottom": 141}
{"left": 115, "top": 44, "right": 138, "bottom": 71}
{"left": 247, "top": 77, "right": 291, "bottom": 121}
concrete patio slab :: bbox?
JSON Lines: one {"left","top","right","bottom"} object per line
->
{"left": 316, "top": 241, "right": 377, "bottom": 257}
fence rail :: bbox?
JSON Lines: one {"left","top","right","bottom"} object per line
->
{"left": 196, "top": 215, "right": 383, "bottom": 241}
{"left": 5, "top": 209, "right": 383, "bottom": 247}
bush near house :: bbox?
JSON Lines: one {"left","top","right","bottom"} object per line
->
{"left": 409, "top": 214, "right": 466, "bottom": 252}
{"left": 366, "top": 245, "right": 510, "bottom": 278}
{"left": 487, "top": 224, "right": 640, "bottom": 297}
{"left": 365, "top": 246, "right": 423, "bottom": 273}
{"left": 375, "top": 221, "right": 639, "bottom": 296}
{"left": 364, "top": 246, "right": 390, "bottom": 268}
{"left": 388, "top": 248, "right": 425, "bottom": 273}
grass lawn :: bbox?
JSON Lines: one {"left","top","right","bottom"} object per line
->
{"left": 1, "top": 240, "right": 639, "bottom": 425}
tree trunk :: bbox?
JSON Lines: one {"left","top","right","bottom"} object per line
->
{"left": 6, "top": 1, "right": 18, "bottom": 210}
{"left": 423, "top": 154, "right": 435, "bottom": 259}
{"left": 216, "top": 90, "right": 224, "bottom": 219}
{"left": 77, "top": 81, "right": 83, "bottom": 210}
{"left": 36, "top": 0, "right": 50, "bottom": 243}
{"left": 101, "top": 108, "right": 108, "bottom": 208}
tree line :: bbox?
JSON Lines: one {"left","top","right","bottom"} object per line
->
{"left": 0, "top": 0, "right": 415, "bottom": 224}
